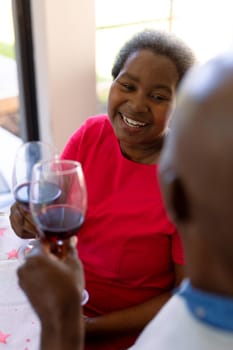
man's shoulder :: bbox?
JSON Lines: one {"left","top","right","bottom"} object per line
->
{"left": 130, "top": 294, "right": 233, "bottom": 350}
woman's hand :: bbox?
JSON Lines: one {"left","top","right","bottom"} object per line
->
{"left": 9, "top": 202, "right": 38, "bottom": 239}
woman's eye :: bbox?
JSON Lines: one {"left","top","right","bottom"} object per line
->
{"left": 151, "top": 94, "right": 167, "bottom": 102}
{"left": 120, "top": 82, "right": 134, "bottom": 91}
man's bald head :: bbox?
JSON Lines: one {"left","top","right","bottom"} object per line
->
{"left": 159, "top": 52, "right": 233, "bottom": 266}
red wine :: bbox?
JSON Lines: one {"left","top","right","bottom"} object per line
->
{"left": 14, "top": 182, "right": 61, "bottom": 207}
{"left": 37, "top": 204, "right": 84, "bottom": 240}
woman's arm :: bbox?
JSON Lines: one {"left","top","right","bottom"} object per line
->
{"left": 85, "top": 264, "right": 185, "bottom": 339}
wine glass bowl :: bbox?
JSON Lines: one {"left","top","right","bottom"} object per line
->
{"left": 12, "top": 141, "right": 56, "bottom": 209}
{"left": 12, "top": 141, "right": 57, "bottom": 258}
{"left": 30, "top": 159, "right": 87, "bottom": 257}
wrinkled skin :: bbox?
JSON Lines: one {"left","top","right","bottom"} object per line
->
{"left": 17, "top": 240, "right": 85, "bottom": 350}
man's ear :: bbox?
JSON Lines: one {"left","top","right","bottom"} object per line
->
{"left": 159, "top": 169, "right": 190, "bottom": 223}
{"left": 170, "top": 177, "right": 190, "bottom": 223}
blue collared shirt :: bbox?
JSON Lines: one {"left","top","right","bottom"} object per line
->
{"left": 177, "top": 279, "right": 233, "bottom": 331}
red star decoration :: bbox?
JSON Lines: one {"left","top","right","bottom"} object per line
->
{"left": 0, "top": 228, "right": 6, "bottom": 237}
{"left": 0, "top": 330, "right": 10, "bottom": 344}
{"left": 7, "top": 249, "right": 19, "bottom": 259}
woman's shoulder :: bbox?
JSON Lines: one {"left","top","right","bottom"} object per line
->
{"left": 83, "top": 114, "right": 110, "bottom": 130}
{"left": 70, "top": 114, "right": 113, "bottom": 145}
{"left": 67, "top": 114, "right": 110, "bottom": 142}
{"left": 61, "top": 114, "right": 112, "bottom": 160}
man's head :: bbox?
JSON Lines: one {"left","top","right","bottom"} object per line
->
{"left": 158, "top": 52, "right": 233, "bottom": 286}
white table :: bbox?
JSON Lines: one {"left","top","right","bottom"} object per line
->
{"left": 0, "top": 212, "right": 40, "bottom": 349}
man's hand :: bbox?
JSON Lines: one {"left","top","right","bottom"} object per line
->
{"left": 17, "top": 240, "right": 84, "bottom": 320}
{"left": 17, "top": 240, "right": 84, "bottom": 350}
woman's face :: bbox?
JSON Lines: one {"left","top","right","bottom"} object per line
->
{"left": 108, "top": 49, "right": 179, "bottom": 156}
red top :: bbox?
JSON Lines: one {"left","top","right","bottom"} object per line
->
{"left": 61, "top": 115, "right": 184, "bottom": 348}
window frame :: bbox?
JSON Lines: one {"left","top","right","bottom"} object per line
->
{"left": 12, "top": 0, "right": 39, "bottom": 141}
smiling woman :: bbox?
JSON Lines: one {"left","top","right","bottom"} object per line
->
{"left": 10, "top": 29, "right": 196, "bottom": 350}
{"left": 108, "top": 50, "right": 178, "bottom": 164}
{"left": 108, "top": 29, "right": 194, "bottom": 164}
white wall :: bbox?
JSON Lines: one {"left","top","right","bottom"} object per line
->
{"left": 31, "top": 0, "right": 96, "bottom": 153}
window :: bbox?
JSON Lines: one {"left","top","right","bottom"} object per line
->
{"left": 0, "top": 0, "right": 22, "bottom": 210}
{"left": 0, "top": 0, "right": 39, "bottom": 210}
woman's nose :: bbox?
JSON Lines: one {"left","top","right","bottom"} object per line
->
{"left": 128, "top": 93, "right": 149, "bottom": 113}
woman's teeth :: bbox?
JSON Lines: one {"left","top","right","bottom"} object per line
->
{"left": 122, "top": 115, "right": 146, "bottom": 128}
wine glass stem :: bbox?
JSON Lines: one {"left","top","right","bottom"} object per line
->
{"left": 49, "top": 239, "right": 68, "bottom": 258}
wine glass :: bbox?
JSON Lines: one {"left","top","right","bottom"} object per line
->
{"left": 29, "top": 159, "right": 89, "bottom": 305}
{"left": 12, "top": 141, "right": 57, "bottom": 258}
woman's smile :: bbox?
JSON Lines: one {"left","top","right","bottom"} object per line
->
{"left": 120, "top": 112, "right": 148, "bottom": 128}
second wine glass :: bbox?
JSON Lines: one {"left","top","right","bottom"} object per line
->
{"left": 12, "top": 141, "right": 57, "bottom": 258}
